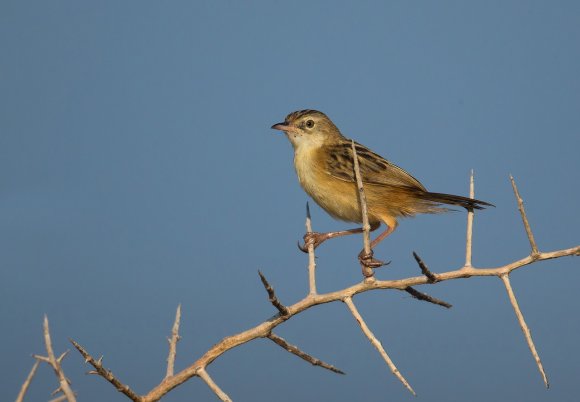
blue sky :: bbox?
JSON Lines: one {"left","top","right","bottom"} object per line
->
{"left": 1, "top": 2, "right": 579, "bottom": 401}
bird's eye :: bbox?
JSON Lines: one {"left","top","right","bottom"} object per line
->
{"left": 305, "top": 120, "right": 315, "bottom": 129}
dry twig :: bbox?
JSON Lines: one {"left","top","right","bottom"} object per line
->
{"left": 197, "top": 368, "right": 231, "bottom": 402}
{"left": 465, "top": 170, "right": 475, "bottom": 267}
{"left": 33, "top": 316, "right": 76, "bottom": 402}
{"left": 165, "top": 304, "right": 181, "bottom": 378}
{"left": 500, "top": 274, "right": 548, "bottom": 387}
{"left": 15, "top": 360, "right": 40, "bottom": 402}
{"left": 70, "top": 339, "right": 140, "bottom": 401}
{"left": 412, "top": 251, "right": 438, "bottom": 283}
{"left": 404, "top": 287, "right": 452, "bottom": 309}
{"left": 343, "top": 296, "right": 416, "bottom": 395}
{"left": 267, "top": 332, "right": 345, "bottom": 374}
{"left": 48, "top": 396, "right": 68, "bottom": 402}
{"left": 305, "top": 202, "right": 317, "bottom": 295}
{"left": 258, "top": 270, "right": 290, "bottom": 316}
{"left": 510, "top": 175, "right": 539, "bottom": 256}
{"left": 351, "top": 140, "right": 374, "bottom": 278}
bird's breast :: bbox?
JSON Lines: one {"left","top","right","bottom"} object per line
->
{"left": 293, "top": 146, "right": 365, "bottom": 223}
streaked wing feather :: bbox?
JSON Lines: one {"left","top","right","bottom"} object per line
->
{"left": 324, "top": 140, "right": 426, "bottom": 191}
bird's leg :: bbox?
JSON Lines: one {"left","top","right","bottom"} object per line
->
{"left": 299, "top": 228, "right": 364, "bottom": 252}
{"left": 298, "top": 222, "right": 380, "bottom": 252}
{"left": 358, "top": 223, "right": 397, "bottom": 269}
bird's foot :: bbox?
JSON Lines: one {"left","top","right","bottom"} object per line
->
{"left": 358, "top": 250, "right": 390, "bottom": 270}
{"left": 298, "top": 232, "right": 330, "bottom": 253}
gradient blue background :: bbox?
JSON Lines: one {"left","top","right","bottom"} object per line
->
{"left": 2, "top": 2, "right": 579, "bottom": 401}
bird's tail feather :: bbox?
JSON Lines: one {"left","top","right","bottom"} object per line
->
{"left": 422, "top": 191, "right": 494, "bottom": 210}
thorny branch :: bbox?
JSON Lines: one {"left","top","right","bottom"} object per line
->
{"left": 63, "top": 174, "right": 578, "bottom": 401}
{"left": 32, "top": 316, "right": 76, "bottom": 402}
{"left": 70, "top": 339, "right": 140, "bottom": 401}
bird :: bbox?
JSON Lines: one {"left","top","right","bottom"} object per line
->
{"left": 271, "top": 109, "right": 493, "bottom": 270}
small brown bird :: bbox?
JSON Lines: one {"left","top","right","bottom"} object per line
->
{"left": 272, "top": 109, "right": 492, "bottom": 268}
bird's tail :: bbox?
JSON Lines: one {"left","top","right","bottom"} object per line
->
{"left": 422, "top": 191, "right": 494, "bottom": 210}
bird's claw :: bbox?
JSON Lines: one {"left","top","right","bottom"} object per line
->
{"left": 298, "top": 232, "right": 327, "bottom": 253}
{"left": 358, "top": 250, "right": 390, "bottom": 269}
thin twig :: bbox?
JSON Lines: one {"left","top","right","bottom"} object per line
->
{"left": 15, "top": 359, "right": 40, "bottom": 402}
{"left": 165, "top": 304, "right": 182, "bottom": 379}
{"left": 40, "top": 316, "right": 76, "bottom": 402}
{"left": 510, "top": 175, "right": 539, "bottom": 256}
{"left": 412, "top": 251, "right": 438, "bottom": 282}
{"left": 351, "top": 140, "right": 373, "bottom": 278}
{"left": 305, "top": 202, "right": 317, "bottom": 295}
{"left": 69, "top": 339, "right": 141, "bottom": 401}
{"left": 197, "top": 368, "right": 232, "bottom": 402}
{"left": 464, "top": 170, "right": 475, "bottom": 268}
{"left": 267, "top": 332, "right": 345, "bottom": 374}
{"left": 500, "top": 274, "right": 549, "bottom": 388}
{"left": 404, "top": 287, "right": 452, "bottom": 309}
{"left": 48, "top": 395, "right": 68, "bottom": 402}
{"left": 258, "top": 270, "right": 290, "bottom": 316}
{"left": 343, "top": 296, "right": 416, "bottom": 395}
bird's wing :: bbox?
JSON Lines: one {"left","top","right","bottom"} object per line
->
{"left": 323, "top": 140, "right": 427, "bottom": 191}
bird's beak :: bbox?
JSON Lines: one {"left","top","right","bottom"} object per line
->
{"left": 271, "top": 122, "right": 295, "bottom": 133}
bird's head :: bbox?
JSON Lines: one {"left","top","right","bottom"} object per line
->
{"left": 271, "top": 109, "right": 343, "bottom": 150}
